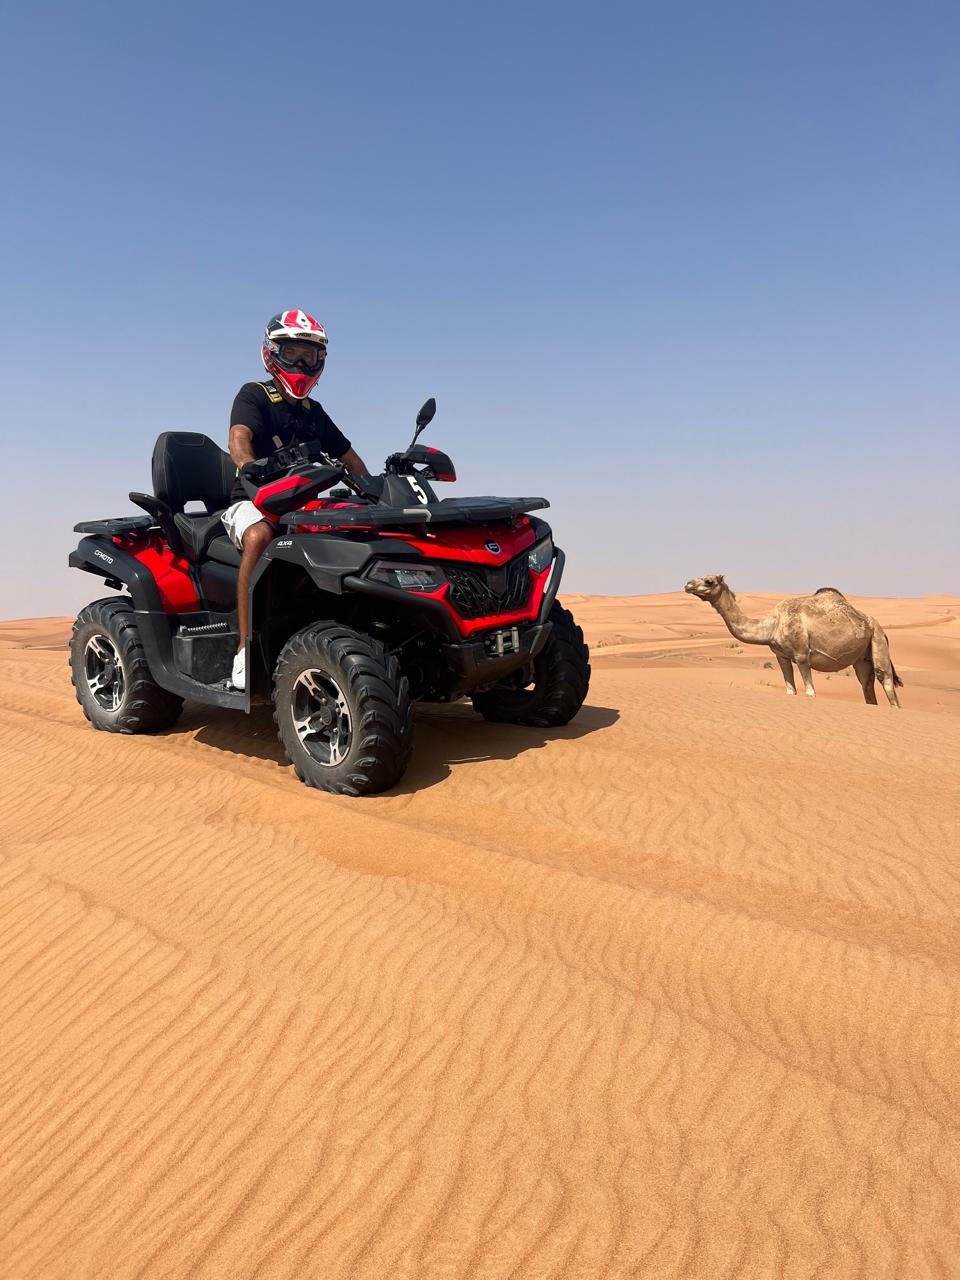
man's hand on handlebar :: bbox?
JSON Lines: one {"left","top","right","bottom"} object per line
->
{"left": 240, "top": 459, "right": 267, "bottom": 483}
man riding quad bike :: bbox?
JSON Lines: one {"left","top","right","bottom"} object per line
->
{"left": 68, "top": 399, "right": 591, "bottom": 795}
{"left": 221, "top": 309, "right": 371, "bottom": 692}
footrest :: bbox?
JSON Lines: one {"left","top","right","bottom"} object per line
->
{"left": 173, "top": 628, "right": 239, "bottom": 685}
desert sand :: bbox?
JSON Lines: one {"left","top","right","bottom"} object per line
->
{"left": 1, "top": 591, "right": 958, "bottom": 1279}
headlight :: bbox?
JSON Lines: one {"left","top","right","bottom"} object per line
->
{"left": 528, "top": 537, "right": 553, "bottom": 574}
{"left": 367, "top": 561, "right": 447, "bottom": 592}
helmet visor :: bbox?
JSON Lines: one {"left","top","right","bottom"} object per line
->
{"left": 275, "top": 340, "right": 326, "bottom": 373}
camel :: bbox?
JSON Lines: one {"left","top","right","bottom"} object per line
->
{"left": 684, "top": 576, "right": 903, "bottom": 706}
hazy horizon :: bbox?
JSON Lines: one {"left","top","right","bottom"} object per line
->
{"left": 2, "top": 1, "right": 957, "bottom": 620}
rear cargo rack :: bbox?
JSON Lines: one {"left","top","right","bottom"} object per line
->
{"left": 73, "top": 515, "right": 154, "bottom": 537}
{"left": 279, "top": 496, "right": 548, "bottom": 529}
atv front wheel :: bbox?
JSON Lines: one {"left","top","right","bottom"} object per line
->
{"left": 70, "top": 597, "right": 184, "bottom": 733}
{"left": 472, "top": 602, "right": 590, "bottom": 727}
{"left": 273, "top": 623, "right": 414, "bottom": 796}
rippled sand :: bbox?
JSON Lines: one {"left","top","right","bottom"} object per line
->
{"left": 1, "top": 593, "right": 958, "bottom": 1278}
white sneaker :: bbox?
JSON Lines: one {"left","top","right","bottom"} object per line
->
{"left": 231, "top": 648, "right": 246, "bottom": 691}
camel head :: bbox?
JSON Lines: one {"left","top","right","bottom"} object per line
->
{"left": 684, "top": 574, "right": 726, "bottom": 601}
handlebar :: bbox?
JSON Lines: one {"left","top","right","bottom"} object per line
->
{"left": 250, "top": 439, "right": 339, "bottom": 481}
{"left": 241, "top": 436, "right": 450, "bottom": 512}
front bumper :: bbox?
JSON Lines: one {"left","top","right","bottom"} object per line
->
{"left": 442, "top": 622, "right": 552, "bottom": 695}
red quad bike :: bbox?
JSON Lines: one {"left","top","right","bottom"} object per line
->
{"left": 69, "top": 398, "right": 591, "bottom": 795}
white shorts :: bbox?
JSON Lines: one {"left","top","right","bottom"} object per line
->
{"left": 221, "top": 500, "right": 268, "bottom": 551}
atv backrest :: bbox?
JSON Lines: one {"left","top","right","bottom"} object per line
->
{"left": 152, "top": 432, "right": 235, "bottom": 514}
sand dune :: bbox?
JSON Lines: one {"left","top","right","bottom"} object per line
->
{"left": 1, "top": 593, "right": 958, "bottom": 1278}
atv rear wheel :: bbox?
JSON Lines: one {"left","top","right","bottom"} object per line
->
{"left": 273, "top": 623, "right": 414, "bottom": 796}
{"left": 472, "top": 602, "right": 590, "bottom": 727}
{"left": 70, "top": 597, "right": 184, "bottom": 733}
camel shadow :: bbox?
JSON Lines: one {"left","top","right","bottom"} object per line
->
{"left": 169, "top": 700, "right": 620, "bottom": 794}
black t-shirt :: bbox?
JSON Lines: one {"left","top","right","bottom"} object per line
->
{"left": 229, "top": 380, "right": 351, "bottom": 500}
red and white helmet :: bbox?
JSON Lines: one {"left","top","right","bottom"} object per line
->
{"left": 261, "top": 309, "right": 328, "bottom": 399}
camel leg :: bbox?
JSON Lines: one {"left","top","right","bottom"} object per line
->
{"left": 796, "top": 660, "right": 816, "bottom": 697}
{"left": 775, "top": 654, "right": 797, "bottom": 696}
{"left": 879, "top": 674, "right": 901, "bottom": 708}
{"left": 853, "top": 657, "right": 878, "bottom": 705}
{"left": 870, "top": 628, "right": 901, "bottom": 708}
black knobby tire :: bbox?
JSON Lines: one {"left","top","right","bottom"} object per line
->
{"left": 472, "top": 602, "right": 591, "bottom": 727}
{"left": 273, "top": 622, "right": 414, "bottom": 796}
{"left": 70, "top": 597, "right": 184, "bottom": 734}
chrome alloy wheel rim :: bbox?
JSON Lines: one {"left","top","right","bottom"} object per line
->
{"left": 84, "top": 634, "right": 125, "bottom": 711}
{"left": 291, "top": 669, "right": 353, "bottom": 767}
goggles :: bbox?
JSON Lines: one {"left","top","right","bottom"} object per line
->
{"left": 275, "top": 340, "right": 326, "bottom": 373}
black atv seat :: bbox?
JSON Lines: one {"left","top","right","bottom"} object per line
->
{"left": 206, "top": 535, "right": 241, "bottom": 567}
{"left": 174, "top": 510, "right": 229, "bottom": 560}
{"left": 152, "top": 432, "right": 236, "bottom": 562}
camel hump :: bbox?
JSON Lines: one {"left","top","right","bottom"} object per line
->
{"left": 814, "top": 586, "right": 846, "bottom": 598}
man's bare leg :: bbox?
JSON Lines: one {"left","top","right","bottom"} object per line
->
{"left": 237, "top": 521, "right": 273, "bottom": 649}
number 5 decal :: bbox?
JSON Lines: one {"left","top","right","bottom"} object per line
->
{"left": 406, "top": 475, "right": 429, "bottom": 504}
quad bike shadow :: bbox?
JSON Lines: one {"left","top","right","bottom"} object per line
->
{"left": 172, "top": 701, "right": 620, "bottom": 795}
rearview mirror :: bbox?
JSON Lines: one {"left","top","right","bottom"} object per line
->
{"left": 416, "top": 397, "right": 436, "bottom": 429}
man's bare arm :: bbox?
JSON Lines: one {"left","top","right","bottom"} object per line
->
{"left": 340, "top": 446, "right": 369, "bottom": 476}
{"left": 229, "top": 424, "right": 258, "bottom": 469}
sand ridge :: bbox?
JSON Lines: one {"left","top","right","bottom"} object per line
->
{"left": 0, "top": 593, "right": 958, "bottom": 1278}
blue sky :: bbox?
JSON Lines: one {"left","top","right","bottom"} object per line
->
{"left": 1, "top": 0, "right": 957, "bottom": 618}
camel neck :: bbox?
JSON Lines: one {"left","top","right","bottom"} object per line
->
{"left": 710, "top": 587, "right": 772, "bottom": 644}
